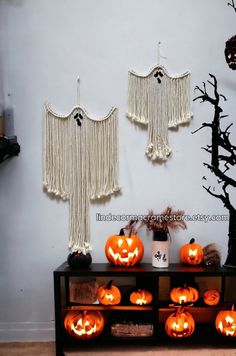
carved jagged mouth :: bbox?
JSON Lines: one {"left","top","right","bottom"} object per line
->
{"left": 108, "top": 246, "right": 139, "bottom": 262}
{"left": 227, "top": 61, "right": 236, "bottom": 69}
{"left": 72, "top": 320, "right": 97, "bottom": 336}
{"left": 136, "top": 299, "right": 147, "bottom": 305}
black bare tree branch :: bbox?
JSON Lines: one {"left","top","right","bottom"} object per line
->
{"left": 228, "top": 0, "right": 236, "bottom": 12}
{"left": 193, "top": 74, "right": 236, "bottom": 211}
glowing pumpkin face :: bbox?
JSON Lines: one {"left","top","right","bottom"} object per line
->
{"left": 215, "top": 305, "right": 236, "bottom": 337}
{"left": 105, "top": 229, "right": 144, "bottom": 266}
{"left": 203, "top": 289, "right": 220, "bottom": 306}
{"left": 165, "top": 308, "right": 195, "bottom": 338}
{"left": 180, "top": 238, "right": 203, "bottom": 265}
{"left": 64, "top": 311, "right": 104, "bottom": 340}
{"left": 130, "top": 289, "right": 153, "bottom": 305}
{"left": 170, "top": 286, "right": 199, "bottom": 305}
{"left": 98, "top": 280, "right": 121, "bottom": 305}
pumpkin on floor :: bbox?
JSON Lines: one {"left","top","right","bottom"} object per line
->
{"left": 215, "top": 305, "right": 236, "bottom": 337}
{"left": 98, "top": 280, "right": 121, "bottom": 305}
{"left": 105, "top": 228, "right": 144, "bottom": 266}
{"left": 203, "top": 289, "right": 220, "bottom": 306}
{"left": 180, "top": 238, "right": 203, "bottom": 265}
{"left": 170, "top": 285, "right": 199, "bottom": 304}
{"left": 130, "top": 289, "right": 153, "bottom": 305}
{"left": 64, "top": 310, "right": 104, "bottom": 340}
{"left": 165, "top": 307, "right": 195, "bottom": 338}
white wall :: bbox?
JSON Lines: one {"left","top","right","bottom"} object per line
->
{"left": 0, "top": 0, "right": 235, "bottom": 341}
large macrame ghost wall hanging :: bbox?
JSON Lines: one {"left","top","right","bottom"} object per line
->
{"left": 126, "top": 48, "right": 192, "bottom": 161}
{"left": 43, "top": 78, "right": 120, "bottom": 253}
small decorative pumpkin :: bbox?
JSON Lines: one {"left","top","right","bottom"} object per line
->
{"left": 203, "top": 289, "right": 220, "bottom": 306}
{"left": 170, "top": 285, "right": 199, "bottom": 304}
{"left": 180, "top": 238, "right": 203, "bottom": 265}
{"left": 67, "top": 251, "right": 92, "bottom": 268}
{"left": 64, "top": 310, "right": 104, "bottom": 340}
{"left": 98, "top": 280, "right": 121, "bottom": 305}
{"left": 105, "top": 228, "right": 144, "bottom": 267}
{"left": 130, "top": 289, "right": 153, "bottom": 305}
{"left": 215, "top": 305, "right": 236, "bottom": 337}
{"left": 165, "top": 307, "right": 195, "bottom": 338}
{"left": 225, "top": 35, "right": 236, "bottom": 70}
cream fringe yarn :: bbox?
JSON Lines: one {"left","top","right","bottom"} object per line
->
{"left": 127, "top": 64, "right": 192, "bottom": 161}
{"left": 43, "top": 103, "right": 120, "bottom": 253}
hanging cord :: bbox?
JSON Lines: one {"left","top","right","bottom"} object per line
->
{"left": 77, "top": 76, "right": 80, "bottom": 106}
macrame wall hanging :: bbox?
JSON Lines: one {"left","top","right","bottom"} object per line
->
{"left": 43, "top": 78, "right": 120, "bottom": 253}
{"left": 127, "top": 44, "right": 192, "bottom": 161}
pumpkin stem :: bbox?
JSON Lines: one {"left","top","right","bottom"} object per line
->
{"left": 119, "top": 228, "right": 125, "bottom": 236}
{"left": 190, "top": 238, "right": 195, "bottom": 244}
{"left": 232, "top": 304, "right": 235, "bottom": 311}
{"left": 107, "top": 280, "right": 113, "bottom": 289}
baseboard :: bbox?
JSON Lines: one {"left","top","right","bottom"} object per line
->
{"left": 0, "top": 322, "right": 55, "bottom": 341}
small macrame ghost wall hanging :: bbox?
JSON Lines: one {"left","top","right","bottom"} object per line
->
{"left": 126, "top": 46, "right": 192, "bottom": 161}
{"left": 43, "top": 78, "right": 120, "bottom": 253}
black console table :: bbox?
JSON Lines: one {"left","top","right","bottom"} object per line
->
{"left": 54, "top": 263, "right": 236, "bottom": 355}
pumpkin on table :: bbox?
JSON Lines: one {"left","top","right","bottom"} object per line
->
{"left": 215, "top": 305, "right": 236, "bottom": 337}
{"left": 105, "top": 228, "right": 144, "bottom": 266}
{"left": 165, "top": 307, "right": 195, "bottom": 338}
{"left": 170, "top": 285, "right": 199, "bottom": 305}
{"left": 64, "top": 310, "right": 104, "bottom": 340}
{"left": 180, "top": 238, "right": 203, "bottom": 265}
{"left": 98, "top": 280, "right": 121, "bottom": 305}
{"left": 203, "top": 289, "right": 220, "bottom": 306}
{"left": 130, "top": 289, "right": 153, "bottom": 305}
{"left": 67, "top": 251, "right": 92, "bottom": 268}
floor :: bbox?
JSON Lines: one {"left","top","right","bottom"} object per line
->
{"left": 0, "top": 343, "right": 236, "bottom": 356}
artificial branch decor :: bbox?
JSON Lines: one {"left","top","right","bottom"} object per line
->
{"left": 193, "top": 74, "right": 236, "bottom": 267}
{"left": 141, "top": 207, "right": 187, "bottom": 235}
{"left": 228, "top": 0, "right": 236, "bottom": 12}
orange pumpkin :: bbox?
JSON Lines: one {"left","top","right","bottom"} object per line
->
{"left": 165, "top": 307, "right": 195, "bottom": 338}
{"left": 180, "top": 238, "right": 203, "bottom": 265}
{"left": 105, "top": 228, "right": 144, "bottom": 267}
{"left": 130, "top": 289, "right": 153, "bottom": 305}
{"left": 98, "top": 280, "right": 121, "bottom": 305}
{"left": 203, "top": 289, "right": 220, "bottom": 306}
{"left": 170, "top": 285, "right": 199, "bottom": 304}
{"left": 215, "top": 305, "right": 236, "bottom": 337}
{"left": 64, "top": 310, "right": 104, "bottom": 340}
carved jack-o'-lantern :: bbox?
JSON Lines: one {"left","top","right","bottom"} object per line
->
{"left": 64, "top": 310, "right": 105, "bottom": 340}
{"left": 105, "top": 228, "right": 144, "bottom": 266}
{"left": 165, "top": 308, "right": 195, "bottom": 338}
{"left": 170, "top": 285, "right": 199, "bottom": 305}
{"left": 130, "top": 289, "right": 153, "bottom": 305}
{"left": 225, "top": 36, "right": 236, "bottom": 70}
{"left": 98, "top": 280, "right": 121, "bottom": 305}
{"left": 203, "top": 289, "right": 220, "bottom": 306}
{"left": 180, "top": 238, "right": 203, "bottom": 265}
{"left": 215, "top": 305, "right": 236, "bottom": 337}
